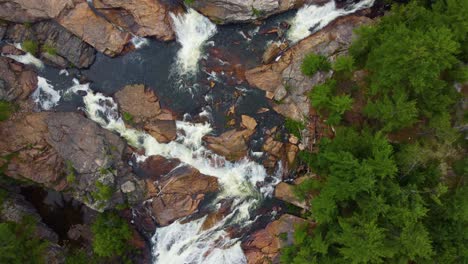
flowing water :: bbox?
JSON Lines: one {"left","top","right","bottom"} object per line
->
{"left": 287, "top": 0, "right": 375, "bottom": 42}
{"left": 1, "top": 1, "right": 376, "bottom": 262}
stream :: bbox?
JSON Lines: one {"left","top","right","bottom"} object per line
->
{"left": 2, "top": 0, "right": 375, "bottom": 263}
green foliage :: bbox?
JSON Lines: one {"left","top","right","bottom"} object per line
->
{"left": 0, "top": 101, "right": 15, "bottom": 121}
{"left": 284, "top": 118, "right": 305, "bottom": 139}
{"left": 301, "top": 53, "right": 331, "bottom": 76}
{"left": 349, "top": 1, "right": 466, "bottom": 130}
{"left": 65, "top": 249, "right": 92, "bottom": 264}
{"left": 0, "top": 217, "right": 49, "bottom": 264}
{"left": 42, "top": 44, "right": 57, "bottom": 55}
{"left": 22, "top": 40, "right": 38, "bottom": 55}
{"left": 122, "top": 112, "right": 134, "bottom": 124}
{"left": 251, "top": 7, "right": 263, "bottom": 17}
{"left": 308, "top": 80, "right": 354, "bottom": 125}
{"left": 65, "top": 160, "right": 76, "bottom": 184}
{"left": 91, "top": 212, "right": 132, "bottom": 258}
{"left": 332, "top": 55, "right": 355, "bottom": 78}
{"left": 184, "top": 0, "right": 195, "bottom": 4}
{"left": 92, "top": 182, "right": 114, "bottom": 202}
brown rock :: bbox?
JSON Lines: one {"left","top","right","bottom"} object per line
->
{"left": 114, "top": 84, "right": 163, "bottom": 124}
{"left": 144, "top": 120, "right": 177, "bottom": 143}
{"left": 58, "top": 2, "right": 130, "bottom": 56}
{"left": 262, "top": 137, "right": 283, "bottom": 158}
{"left": 0, "top": 55, "right": 38, "bottom": 102}
{"left": 139, "top": 155, "right": 180, "bottom": 180}
{"left": 285, "top": 143, "right": 299, "bottom": 166}
{"left": 241, "top": 115, "right": 257, "bottom": 130}
{"left": 243, "top": 214, "right": 313, "bottom": 264}
{"left": 0, "top": 113, "right": 67, "bottom": 190}
{"left": 204, "top": 129, "right": 254, "bottom": 161}
{"left": 246, "top": 15, "right": 372, "bottom": 121}
{"left": 274, "top": 182, "right": 308, "bottom": 210}
{"left": 0, "top": 0, "right": 74, "bottom": 23}
{"left": 94, "top": 0, "right": 181, "bottom": 41}
{"left": 150, "top": 165, "right": 219, "bottom": 226}
{"left": 262, "top": 42, "right": 281, "bottom": 64}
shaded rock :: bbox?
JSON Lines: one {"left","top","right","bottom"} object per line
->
{"left": 0, "top": 52, "right": 38, "bottom": 102}
{"left": 0, "top": 0, "right": 74, "bottom": 23}
{"left": 114, "top": 84, "right": 174, "bottom": 125}
{"left": 150, "top": 165, "right": 219, "bottom": 226}
{"left": 40, "top": 51, "right": 68, "bottom": 68}
{"left": 192, "top": 0, "right": 306, "bottom": 24}
{"left": 241, "top": 114, "right": 257, "bottom": 130}
{"left": 0, "top": 23, "right": 6, "bottom": 40}
{"left": 144, "top": 120, "right": 177, "bottom": 143}
{"left": 242, "top": 214, "right": 313, "bottom": 264}
{"left": 33, "top": 21, "right": 96, "bottom": 68}
{"left": 204, "top": 129, "right": 254, "bottom": 161}
{"left": 0, "top": 113, "right": 67, "bottom": 191}
{"left": 58, "top": 2, "right": 130, "bottom": 56}
{"left": 93, "top": 0, "right": 182, "bottom": 41}
{"left": 246, "top": 15, "right": 372, "bottom": 121}
{"left": 67, "top": 224, "right": 93, "bottom": 242}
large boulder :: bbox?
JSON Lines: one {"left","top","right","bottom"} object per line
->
{"left": 58, "top": 2, "right": 130, "bottom": 56}
{"left": 45, "top": 112, "right": 145, "bottom": 211}
{"left": 93, "top": 0, "right": 182, "bottom": 40}
{"left": 191, "top": 0, "right": 306, "bottom": 24}
{"left": 0, "top": 47, "right": 38, "bottom": 102}
{"left": 246, "top": 15, "right": 371, "bottom": 121}
{"left": 114, "top": 84, "right": 174, "bottom": 125}
{"left": 203, "top": 129, "right": 254, "bottom": 161}
{"left": 148, "top": 165, "right": 219, "bottom": 226}
{"left": 0, "top": 113, "right": 67, "bottom": 191}
{"left": 242, "top": 214, "right": 313, "bottom": 264}
{"left": 0, "top": 0, "right": 74, "bottom": 23}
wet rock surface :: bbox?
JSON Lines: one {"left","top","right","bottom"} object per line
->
{"left": 147, "top": 165, "right": 219, "bottom": 226}
{"left": 246, "top": 15, "right": 372, "bottom": 121}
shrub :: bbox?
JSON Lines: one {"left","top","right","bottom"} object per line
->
{"left": 122, "top": 112, "right": 134, "bottom": 124}
{"left": 92, "top": 182, "right": 114, "bottom": 202}
{"left": 22, "top": 40, "right": 38, "bottom": 55}
{"left": 301, "top": 53, "right": 331, "bottom": 76}
{"left": 284, "top": 118, "right": 305, "bottom": 139}
{"left": 0, "top": 101, "right": 15, "bottom": 121}
{"left": 42, "top": 44, "right": 57, "bottom": 55}
{"left": 332, "top": 55, "right": 355, "bottom": 77}
{"left": 91, "top": 212, "right": 132, "bottom": 257}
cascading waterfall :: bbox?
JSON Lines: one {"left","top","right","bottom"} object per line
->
{"left": 76, "top": 87, "right": 281, "bottom": 264}
{"left": 2, "top": 43, "right": 44, "bottom": 69}
{"left": 287, "top": 0, "right": 375, "bottom": 42}
{"left": 32, "top": 77, "right": 61, "bottom": 110}
{"left": 170, "top": 9, "right": 217, "bottom": 75}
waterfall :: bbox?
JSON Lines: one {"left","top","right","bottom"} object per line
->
{"left": 2, "top": 43, "right": 44, "bottom": 69}
{"left": 287, "top": 0, "right": 375, "bottom": 43}
{"left": 170, "top": 9, "right": 217, "bottom": 75}
{"left": 131, "top": 35, "right": 149, "bottom": 49}
{"left": 78, "top": 88, "right": 281, "bottom": 264}
{"left": 31, "top": 77, "right": 61, "bottom": 110}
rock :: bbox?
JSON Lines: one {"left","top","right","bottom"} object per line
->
{"left": 204, "top": 129, "right": 254, "bottom": 161}
{"left": 114, "top": 84, "right": 174, "bottom": 124}
{"left": 262, "top": 137, "right": 283, "bottom": 158}
{"left": 144, "top": 120, "right": 177, "bottom": 143}
{"left": 121, "top": 181, "right": 136, "bottom": 193}
{"left": 246, "top": 16, "right": 372, "bottom": 121}
{"left": 67, "top": 224, "right": 93, "bottom": 242}
{"left": 191, "top": 0, "right": 305, "bottom": 24}
{"left": 0, "top": 23, "right": 6, "bottom": 40}
{"left": 0, "top": 113, "right": 67, "bottom": 191}
{"left": 242, "top": 214, "right": 313, "bottom": 264}
{"left": 40, "top": 51, "right": 68, "bottom": 68}
{"left": 274, "top": 182, "right": 308, "bottom": 210}
{"left": 262, "top": 42, "right": 281, "bottom": 64}
{"left": 0, "top": 52, "right": 38, "bottom": 102}
{"left": 150, "top": 165, "right": 219, "bottom": 226}
{"left": 58, "top": 2, "right": 130, "bottom": 56}
{"left": 33, "top": 21, "right": 96, "bottom": 68}
{"left": 45, "top": 112, "right": 137, "bottom": 211}
{"left": 0, "top": 0, "right": 74, "bottom": 23}
{"left": 138, "top": 155, "right": 181, "bottom": 180}
{"left": 241, "top": 115, "right": 257, "bottom": 130}
{"left": 285, "top": 143, "right": 299, "bottom": 166}
{"left": 93, "top": 0, "right": 182, "bottom": 41}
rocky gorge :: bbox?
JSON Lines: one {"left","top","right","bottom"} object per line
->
{"left": 0, "top": 0, "right": 381, "bottom": 263}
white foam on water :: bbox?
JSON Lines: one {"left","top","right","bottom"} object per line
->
{"left": 287, "top": 0, "right": 375, "bottom": 43}
{"left": 3, "top": 43, "right": 44, "bottom": 69}
{"left": 131, "top": 36, "right": 149, "bottom": 49}
{"left": 78, "top": 88, "right": 282, "bottom": 264}
{"left": 170, "top": 9, "right": 217, "bottom": 75}
{"left": 32, "top": 77, "right": 61, "bottom": 110}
